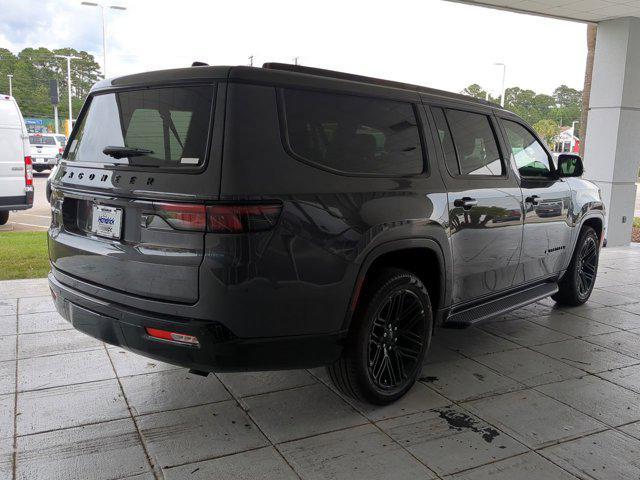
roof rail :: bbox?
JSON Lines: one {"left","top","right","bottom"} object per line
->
{"left": 261, "top": 62, "right": 498, "bottom": 108}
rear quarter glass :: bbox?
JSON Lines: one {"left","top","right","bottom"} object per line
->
{"left": 65, "top": 84, "right": 215, "bottom": 170}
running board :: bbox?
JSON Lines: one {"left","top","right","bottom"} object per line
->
{"left": 443, "top": 282, "right": 559, "bottom": 328}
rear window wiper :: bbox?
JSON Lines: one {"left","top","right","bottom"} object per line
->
{"left": 103, "top": 146, "right": 154, "bottom": 159}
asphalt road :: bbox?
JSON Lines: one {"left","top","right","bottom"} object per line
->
{"left": 0, "top": 172, "right": 52, "bottom": 232}
{"left": 1, "top": 173, "right": 640, "bottom": 233}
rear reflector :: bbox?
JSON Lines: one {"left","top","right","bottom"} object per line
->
{"left": 145, "top": 327, "right": 199, "bottom": 346}
{"left": 24, "top": 156, "right": 33, "bottom": 187}
{"left": 151, "top": 202, "right": 282, "bottom": 233}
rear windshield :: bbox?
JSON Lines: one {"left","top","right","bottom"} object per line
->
{"left": 66, "top": 85, "right": 214, "bottom": 168}
{"left": 30, "top": 135, "right": 56, "bottom": 145}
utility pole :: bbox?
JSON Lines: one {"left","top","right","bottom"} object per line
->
{"left": 81, "top": 2, "right": 127, "bottom": 78}
{"left": 7, "top": 74, "right": 12, "bottom": 97}
{"left": 50, "top": 80, "right": 60, "bottom": 134}
{"left": 55, "top": 54, "right": 80, "bottom": 131}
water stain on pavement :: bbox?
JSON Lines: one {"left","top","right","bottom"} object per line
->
{"left": 434, "top": 407, "right": 501, "bottom": 444}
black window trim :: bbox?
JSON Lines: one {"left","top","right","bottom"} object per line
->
{"left": 276, "top": 86, "right": 429, "bottom": 178}
{"left": 498, "top": 116, "right": 558, "bottom": 180}
{"left": 428, "top": 104, "right": 508, "bottom": 180}
{"left": 429, "top": 105, "right": 461, "bottom": 177}
{"left": 61, "top": 82, "right": 217, "bottom": 175}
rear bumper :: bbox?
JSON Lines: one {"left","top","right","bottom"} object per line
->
{"left": 31, "top": 156, "right": 57, "bottom": 165}
{"left": 48, "top": 272, "right": 344, "bottom": 372}
{"left": 0, "top": 192, "right": 33, "bottom": 211}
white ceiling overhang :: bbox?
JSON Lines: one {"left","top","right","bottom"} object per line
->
{"left": 446, "top": 0, "right": 640, "bottom": 23}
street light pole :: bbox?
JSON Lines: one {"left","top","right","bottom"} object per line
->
{"left": 494, "top": 63, "right": 506, "bottom": 107}
{"left": 55, "top": 54, "right": 80, "bottom": 131}
{"left": 81, "top": 2, "right": 127, "bottom": 78}
{"left": 7, "top": 75, "right": 12, "bottom": 97}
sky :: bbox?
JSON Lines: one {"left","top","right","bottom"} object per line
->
{"left": 0, "top": 0, "right": 588, "bottom": 96}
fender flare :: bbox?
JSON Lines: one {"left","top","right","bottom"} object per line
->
{"left": 563, "top": 212, "right": 605, "bottom": 273}
{"left": 340, "top": 237, "right": 451, "bottom": 333}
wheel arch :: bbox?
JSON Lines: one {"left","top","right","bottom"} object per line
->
{"left": 562, "top": 213, "right": 605, "bottom": 275}
{"left": 341, "top": 238, "right": 451, "bottom": 334}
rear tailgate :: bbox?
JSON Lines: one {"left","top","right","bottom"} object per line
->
{"left": 49, "top": 83, "right": 222, "bottom": 305}
{"left": 49, "top": 171, "right": 206, "bottom": 303}
{"left": 29, "top": 135, "right": 58, "bottom": 163}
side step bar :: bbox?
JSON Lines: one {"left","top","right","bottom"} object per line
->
{"left": 443, "top": 282, "right": 559, "bottom": 328}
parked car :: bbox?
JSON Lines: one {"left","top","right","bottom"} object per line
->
{"left": 45, "top": 135, "right": 66, "bottom": 203}
{"left": 48, "top": 64, "right": 605, "bottom": 404}
{"left": 0, "top": 94, "right": 33, "bottom": 225}
{"left": 29, "top": 133, "right": 59, "bottom": 172}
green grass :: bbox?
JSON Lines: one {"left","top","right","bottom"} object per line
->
{"left": 635, "top": 217, "right": 640, "bottom": 229}
{"left": 0, "top": 232, "right": 49, "bottom": 280}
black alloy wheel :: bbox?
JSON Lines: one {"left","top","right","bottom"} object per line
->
{"left": 576, "top": 234, "right": 598, "bottom": 297}
{"left": 327, "top": 268, "right": 432, "bottom": 405}
{"left": 553, "top": 226, "right": 599, "bottom": 306}
{"left": 368, "top": 289, "right": 426, "bottom": 390}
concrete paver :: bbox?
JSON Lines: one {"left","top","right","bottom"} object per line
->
{"left": 540, "top": 429, "right": 640, "bottom": 480}
{"left": 15, "top": 419, "right": 151, "bottom": 480}
{"left": 2, "top": 244, "right": 640, "bottom": 479}
{"left": 378, "top": 405, "right": 527, "bottom": 476}
{"left": 280, "top": 424, "right": 437, "bottom": 479}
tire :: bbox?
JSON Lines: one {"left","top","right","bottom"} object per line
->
{"left": 552, "top": 226, "right": 599, "bottom": 306}
{"left": 327, "top": 268, "right": 433, "bottom": 405}
{"left": 0, "top": 211, "right": 8, "bottom": 226}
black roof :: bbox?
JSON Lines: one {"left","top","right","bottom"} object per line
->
{"left": 91, "top": 62, "right": 502, "bottom": 110}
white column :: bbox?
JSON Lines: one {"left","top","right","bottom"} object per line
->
{"left": 583, "top": 17, "right": 640, "bottom": 247}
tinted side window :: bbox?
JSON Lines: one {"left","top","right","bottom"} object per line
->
{"left": 446, "top": 109, "right": 503, "bottom": 176}
{"left": 502, "top": 119, "right": 552, "bottom": 177}
{"left": 431, "top": 107, "right": 459, "bottom": 175}
{"left": 283, "top": 89, "right": 423, "bottom": 175}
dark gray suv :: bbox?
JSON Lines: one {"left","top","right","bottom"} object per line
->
{"left": 48, "top": 63, "right": 604, "bottom": 404}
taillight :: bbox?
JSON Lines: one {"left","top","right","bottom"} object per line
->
{"left": 206, "top": 204, "right": 282, "bottom": 233}
{"left": 145, "top": 327, "right": 199, "bottom": 346}
{"left": 150, "top": 203, "right": 282, "bottom": 233}
{"left": 153, "top": 203, "right": 207, "bottom": 231}
{"left": 24, "top": 156, "right": 33, "bottom": 187}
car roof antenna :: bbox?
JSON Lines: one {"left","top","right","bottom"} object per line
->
{"left": 191, "top": 61, "right": 209, "bottom": 67}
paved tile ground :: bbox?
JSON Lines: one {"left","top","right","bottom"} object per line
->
{"left": 1, "top": 245, "right": 640, "bottom": 479}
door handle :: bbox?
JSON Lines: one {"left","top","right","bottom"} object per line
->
{"left": 454, "top": 197, "right": 478, "bottom": 209}
{"left": 526, "top": 195, "right": 541, "bottom": 205}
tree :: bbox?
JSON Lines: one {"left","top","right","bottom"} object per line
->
{"left": 580, "top": 24, "right": 597, "bottom": 154}
{"left": 553, "top": 85, "right": 582, "bottom": 108}
{"left": 533, "top": 119, "right": 560, "bottom": 147}
{"left": 0, "top": 47, "right": 101, "bottom": 121}
{"left": 461, "top": 84, "right": 488, "bottom": 100}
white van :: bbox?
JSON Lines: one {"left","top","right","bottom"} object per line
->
{"left": 0, "top": 95, "right": 33, "bottom": 225}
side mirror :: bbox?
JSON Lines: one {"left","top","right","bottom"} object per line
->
{"left": 557, "top": 153, "right": 584, "bottom": 177}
